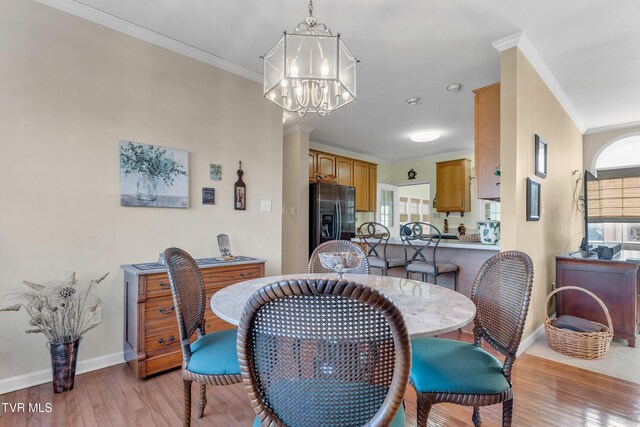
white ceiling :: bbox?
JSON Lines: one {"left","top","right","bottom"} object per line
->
{"left": 50, "top": 0, "right": 640, "bottom": 162}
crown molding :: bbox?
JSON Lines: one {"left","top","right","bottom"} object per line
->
{"left": 584, "top": 120, "right": 640, "bottom": 135}
{"left": 386, "top": 148, "right": 474, "bottom": 165}
{"left": 491, "top": 32, "right": 523, "bottom": 52}
{"left": 35, "top": 0, "right": 262, "bottom": 83}
{"left": 309, "top": 141, "right": 386, "bottom": 164}
{"left": 284, "top": 125, "right": 314, "bottom": 136}
{"left": 493, "top": 32, "right": 586, "bottom": 134}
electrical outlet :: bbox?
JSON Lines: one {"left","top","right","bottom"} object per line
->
{"left": 261, "top": 200, "right": 272, "bottom": 212}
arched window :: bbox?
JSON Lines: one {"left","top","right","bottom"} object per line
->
{"left": 594, "top": 135, "right": 640, "bottom": 170}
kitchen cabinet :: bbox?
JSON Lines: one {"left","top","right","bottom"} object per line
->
{"left": 317, "top": 152, "right": 336, "bottom": 177}
{"left": 473, "top": 83, "right": 501, "bottom": 200}
{"left": 308, "top": 149, "right": 377, "bottom": 212}
{"left": 368, "top": 164, "right": 377, "bottom": 212}
{"left": 436, "top": 158, "right": 471, "bottom": 215}
{"left": 122, "top": 260, "right": 265, "bottom": 379}
{"left": 354, "top": 160, "right": 370, "bottom": 211}
{"left": 336, "top": 157, "right": 354, "bottom": 186}
{"left": 308, "top": 151, "right": 317, "bottom": 182}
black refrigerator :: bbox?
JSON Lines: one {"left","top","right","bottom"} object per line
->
{"left": 309, "top": 183, "right": 356, "bottom": 256}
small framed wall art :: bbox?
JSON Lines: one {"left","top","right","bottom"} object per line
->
{"left": 526, "top": 178, "right": 541, "bottom": 221}
{"left": 534, "top": 134, "right": 547, "bottom": 178}
{"left": 202, "top": 187, "right": 215, "bottom": 205}
{"left": 209, "top": 164, "right": 222, "bottom": 181}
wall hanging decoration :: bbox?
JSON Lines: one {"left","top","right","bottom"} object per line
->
{"left": 526, "top": 178, "right": 541, "bottom": 221}
{"left": 408, "top": 169, "right": 417, "bottom": 180}
{"left": 209, "top": 164, "right": 222, "bottom": 181}
{"left": 535, "top": 134, "right": 547, "bottom": 178}
{"left": 202, "top": 188, "right": 215, "bottom": 205}
{"left": 234, "top": 161, "right": 246, "bottom": 210}
{"left": 119, "top": 141, "right": 188, "bottom": 208}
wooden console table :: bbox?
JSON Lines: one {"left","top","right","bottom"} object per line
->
{"left": 556, "top": 254, "right": 639, "bottom": 347}
{"left": 122, "top": 257, "right": 265, "bottom": 378}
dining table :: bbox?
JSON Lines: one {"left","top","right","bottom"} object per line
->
{"left": 210, "top": 273, "right": 476, "bottom": 338}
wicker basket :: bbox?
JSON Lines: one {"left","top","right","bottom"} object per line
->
{"left": 544, "top": 286, "right": 613, "bottom": 360}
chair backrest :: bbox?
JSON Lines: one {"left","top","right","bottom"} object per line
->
{"left": 399, "top": 222, "right": 441, "bottom": 267}
{"left": 237, "top": 278, "right": 410, "bottom": 427}
{"left": 357, "top": 222, "right": 391, "bottom": 261}
{"left": 308, "top": 240, "right": 370, "bottom": 274}
{"left": 164, "top": 247, "right": 206, "bottom": 361}
{"left": 471, "top": 251, "right": 534, "bottom": 379}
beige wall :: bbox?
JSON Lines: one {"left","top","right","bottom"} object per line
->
{"left": 282, "top": 127, "right": 310, "bottom": 273}
{"left": 500, "top": 48, "right": 583, "bottom": 338}
{"left": 377, "top": 151, "right": 478, "bottom": 232}
{"left": 0, "top": 0, "right": 283, "bottom": 388}
{"left": 583, "top": 125, "right": 640, "bottom": 172}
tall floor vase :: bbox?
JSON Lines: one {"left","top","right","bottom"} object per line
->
{"left": 48, "top": 337, "right": 81, "bottom": 393}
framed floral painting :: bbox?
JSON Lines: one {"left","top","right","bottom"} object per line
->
{"left": 119, "top": 141, "right": 189, "bottom": 208}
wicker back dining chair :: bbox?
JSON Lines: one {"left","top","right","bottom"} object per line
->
{"left": 237, "top": 278, "right": 411, "bottom": 427}
{"left": 400, "top": 222, "right": 459, "bottom": 290}
{"left": 164, "top": 247, "right": 242, "bottom": 427}
{"left": 409, "top": 251, "right": 534, "bottom": 427}
{"left": 357, "top": 222, "right": 405, "bottom": 276}
{"left": 308, "top": 240, "right": 370, "bottom": 275}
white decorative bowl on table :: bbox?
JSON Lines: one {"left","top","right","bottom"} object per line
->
{"left": 317, "top": 252, "right": 363, "bottom": 279}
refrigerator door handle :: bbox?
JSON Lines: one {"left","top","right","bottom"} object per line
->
{"left": 337, "top": 201, "right": 342, "bottom": 239}
{"left": 333, "top": 201, "right": 339, "bottom": 239}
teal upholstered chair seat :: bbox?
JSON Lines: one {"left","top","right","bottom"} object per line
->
{"left": 410, "top": 337, "right": 509, "bottom": 394}
{"left": 250, "top": 378, "right": 406, "bottom": 427}
{"left": 252, "top": 405, "right": 405, "bottom": 427}
{"left": 186, "top": 329, "right": 241, "bottom": 376}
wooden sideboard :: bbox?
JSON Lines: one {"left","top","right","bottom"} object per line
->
{"left": 556, "top": 255, "right": 639, "bottom": 347}
{"left": 122, "top": 259, "right": 265, "bottom": 378}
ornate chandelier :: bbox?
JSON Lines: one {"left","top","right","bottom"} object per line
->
{"left": 262, "top": 0, "right": 358, "bottom": 117}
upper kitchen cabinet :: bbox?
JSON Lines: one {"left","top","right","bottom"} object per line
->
{"left": 336, "top": 157, "right": 354, "bottom": 186}
{"left": 353, "top": 160, "right": 370, "bottom": 212}
{"left": 309, "top": 151, "right": 317, "bottom": 182}
{"left": 368, "top": 164, "right": 377, "bottom": 212}
{"left": 309, "top": 149, "right": 377, "bottom": 212}
{"left": 317, "top": 152, "right": 336, "bottom": 177}
{"left": 473, "top": 83, "right": 501, "bottom": 200}
{"left": 436, "top": 158, "right": 471, "bottom": 215}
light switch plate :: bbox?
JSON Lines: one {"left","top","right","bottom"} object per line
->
{"left": 261, "top": 200, "right": 272, "bottom": 212}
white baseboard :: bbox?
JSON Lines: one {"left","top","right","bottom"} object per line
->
{"left": 0, "top": 351, "right": 124, "bottom": 395}
{"left": 517, "top": 322, "right": 546, "bottom": 357}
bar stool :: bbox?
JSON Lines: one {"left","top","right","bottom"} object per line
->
{"left": 357, "top": 222, "right": 405, "bottom": 276}
{"left": 400, "top": 222, "right": 459, "bottom": 291}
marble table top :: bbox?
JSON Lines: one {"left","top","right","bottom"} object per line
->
{"left": 210, "top": 273, "right": 476, "bottom": 339}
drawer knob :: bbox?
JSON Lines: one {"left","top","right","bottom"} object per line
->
{"left": 248, "top": 271, "right": 253, "bottom": 277}
{"left": 240, "top": 272, "right": 245, "bottom": 278}
{"left": 158, "top": 336, "right": 175, "bottom": 346}
{"left": 159, "top": 281, "right": 169, "bottom": 289}
{"left": 158, "top": 306, "right": 175, "bottom": 314}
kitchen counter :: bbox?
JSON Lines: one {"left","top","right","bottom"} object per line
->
{"left": 121, "top": 256, "right": 268, "bottom": 276}
{"left": 353, "top": 237, "right": 499, "bottom": 251}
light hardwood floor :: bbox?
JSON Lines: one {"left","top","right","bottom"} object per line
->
{"left": 2, "top": 331, "right": 640, "bottom": 426}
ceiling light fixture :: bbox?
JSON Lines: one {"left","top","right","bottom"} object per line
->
{"left": 410, "top": 130, "right": 441, "bottom": 143}
{"left": 446, "top": 83, "right": 463, "bottom": 93}
{"left": 407, "top": 97, "right": 422, "bottom": 105}
{"left": 262, "top": 0, "right": 358, "bottom": 117}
